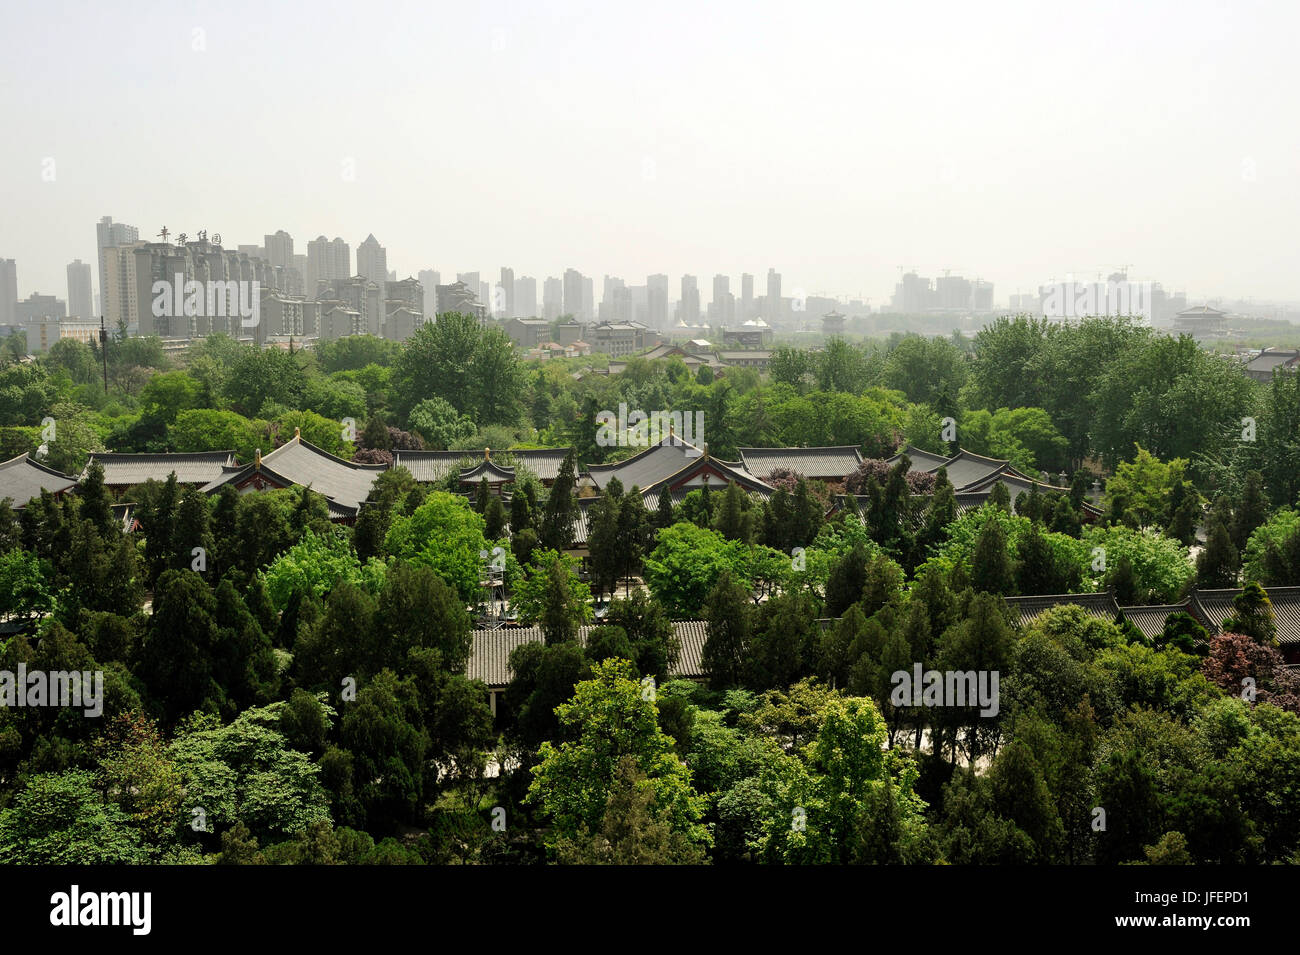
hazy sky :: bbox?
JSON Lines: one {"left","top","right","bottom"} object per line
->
{"left": 2, "top": 0, "right": 1298, "bottom": 307}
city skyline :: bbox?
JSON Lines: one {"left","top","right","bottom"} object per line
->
{"left": 2, "top": 1, "right": 1299, "bottom": 308}
{"left": 8, "top": 209, "right": 1300, "bottom": 319}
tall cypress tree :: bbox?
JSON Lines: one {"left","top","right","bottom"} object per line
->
{"left": 78, "top": 459, "right": 116, "bottom": 538}
{"left": 617, "top": 487, "right": 651, "bottom": 594}
{"left": 1107, "top": 553, "right": 1139, "bottom": 605}
{"left": 824, "top": 543, "right": 868, "bottom": 617}
{"left": 510, "top": 481, "right": 533, "bottom": 534}
{"left": 484, "top": 493, "right": 506, "bottom": 540}
{"left": 712, "top": 482, "right": 752, "bottom": 543}
{"left": 142, "top": 474, "right": 180, "bottom": 587}
{"left": 1015, "top": 522, "right": 1058, "bottom": 595}
{"left": 586, "top": 492, "right": 622, "bottom": 601}
{"left": 988, "top": 480, "right": 1011, "bottom": 514}
{"left": 763, "top": 486, "right": 793, "bottom": 551}
{"left": 790, "top": 478, "right": 822, "bottom": 548}
{"left": 1222, "top": 581, "right": 1276, "bottom": 645}
{"left": 925, "top": 467, "right": 958, "bottom": 540}
{"left": 540, "top": 449, "right": 578, "bottom": 552}
{"left": 701, "top": 570, "right": 752, "bottom": 689}
{"left": 1049, "top": 495, "right": 1082, "bottom": 538}
{"left": 1232, "top": 471, "right": 1269, "bottom": 552}
{"left": 971, "top": 516, "right": 1015, "bottom": 596}
{"left": 173, "top": 486, "right": 214, "bottom": 575}
{"left": 655, "top": 484, "right": 674, "bottom": 528}
{"left": 1196, "top": 519, "right": 1239, "bottom": 589}
{"left": 1016, "top": 480, "right": 1043, "bottom": 523}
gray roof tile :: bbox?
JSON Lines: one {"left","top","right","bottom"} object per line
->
{"left": 467, "top": 619, "right": 709, "bottom": 688}
{"left": 0, "top": 454, "right": 78, "bottom": 507}
{"left": 738, "top": 446, "right": 863, "bottom": 481}
{"left": 86, "top": 451, "right": 238, "bottom": 487}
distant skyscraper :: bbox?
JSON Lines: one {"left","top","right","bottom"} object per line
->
{"left": 100, "top": 243, "right": 142, "bottom": 331}
{"left": 741, "top": 273, "right": 754, "bottom": 319}
{"left": 499, "top": 267, "right": 515, "bottom": 317}
{"left": 417, "top": 269, "right": 441, "bottom": 318}
{"left": 0, "top": 259, "right": 17, "bottom": 327}
{"left": 891, "top": 272, "right": 934, "bottom": 313}
{"left": 457, "top": 271, "right": 479, "bottom": 290}
{"left": 356, "top": 234, "right": 387, "bottom": 286}
{"left": 264, "top": 230, "right": 294, "bottom": 270}
{"left": 514, "top": 275, "right": 537, "bottom": 318}
{"left": 127, "top": 239, "right": 277, "bottom": 338}
{"left": 583, "top": 277, "right": 594, "bottom": 323}
{"left": 711, "top": 274, "right": 734, "bottom": 325}
{"left": 765, "top": 268, "right": 781, "bottom": 321}
{"left": 680, "top": 275, "right": 700, "bottom": 324}
{"left": 563, "top": 268, "right": 585, "bottom": 320}
{"left": 307, "top": 237, "right": 350, "bottom": 297}
{"left": 95, "top": 216, "right": 139, "bottom": 327}
{"left": 543, "top": 276, "right": 563, "bottom": 320}
{"left": 600, "top": 276, "right": 630, "bottom": 323}
{"left": 66, "top": 259, "right": 93, "bottom": 320}
{"left": 647, "top": 274, "right": 669, "bottom": 328}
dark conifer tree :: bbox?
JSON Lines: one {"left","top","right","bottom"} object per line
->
{"left": 1196, "top": 519, "right": 1239, "bottom": 589}
{"left": 988, "top": 480, "right": 1012, "bottom": 514}
{"left": 539, "top": 449, "right": 578, "bottom": 552}
{"left": 1232, "top": 471, "right": 1269, "bottom": 552}
{"left": 78, "top": 460, "right": 117, "bottom": 539}
{"left": 971, "top": 517, "right": 1015, "bottom": 596}
{"left": 655, "top": 484, "right": 674, "bottom": 528}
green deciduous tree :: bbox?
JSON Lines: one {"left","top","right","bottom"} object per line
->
{"left": 528, "top": 658, "right": 708, "bottom": 851}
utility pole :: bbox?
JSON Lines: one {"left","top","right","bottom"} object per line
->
{"left": 99, "top": 313, "right": 108, "bottom": 394}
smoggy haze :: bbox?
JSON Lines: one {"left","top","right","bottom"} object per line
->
{"left": 2, "top": 0, "right": 1298, "bottom": 305}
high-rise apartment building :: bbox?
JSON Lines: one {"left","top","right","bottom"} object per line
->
{"left": 599, "top": 276, "right": 631, "bottom": 324}
{"left": 307, "top": 237, "right": 350, "bottom": 298}
{"left": 765, "top": 268, "right": 782, "bottom": 322}
{"left": 563, "top": 268, "right": 585, "bottom": 320}
{"left": 499, "top": 267, "right": 515, "bottom": 317}
{"left": 710, "top": 274, "right": 734, "bottom": 325}
{"left": 514, "top": 275, "right": 537, "bottom": 318}
{"left": 385, "top": 278, "right": 424, "bottom": 316}
{"left": 264, "top": 230, "right": 294, "bottom": 270}
{"left": 129, "top": 238, "right": 278, "bottom": 338}
{"left": 741, "top": 273, "right": 754, "bottom": 319}
{"left": 543, "top": 277, "right": 563, "bottom": 320}
{"left": 647, "top": 274, "right": 669, "bottom": 329}
{"left": 417, "top": 269, "right": 440, "bottom": 318}
{"left": 679, "top": 275, "right": 700, "bottom": 324}
{"left": 356, "top": 234, "right": 387, "bottom": 287}
{"left": 318, "top": 276, "right": 383, "bottom": 336}
{"left": 435, "top": 282, "right": 487, "bottom": 320}
{"left": 66, "top": 259, "right": 93, "bottom": 320}
{"left": 0, "top": 259, "right": 16, "bottom": 327}
{"left": 96, "top": 216, "right": 140, "bottom": 327}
